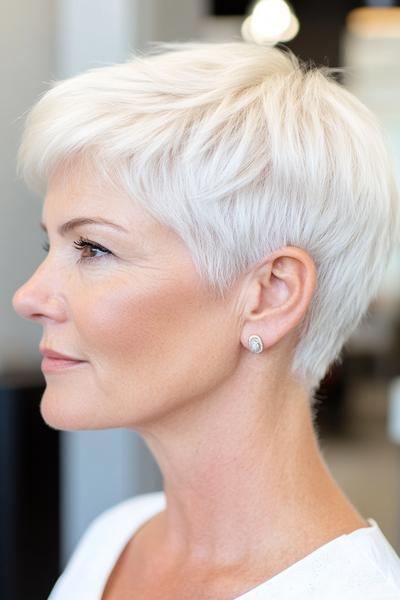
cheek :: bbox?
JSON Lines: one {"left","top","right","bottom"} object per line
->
{"left": 73, "top": 271, "right": 214, "bottom": 375}
{"left": 74, "top": 278, "right": 174, "bottom": 360}
{"left": 71, "top": 271, "right": 238, "bottom": 417}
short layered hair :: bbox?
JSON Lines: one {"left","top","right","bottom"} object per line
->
{"left": 17, "top": 41, "right": 400, "bottom": 391}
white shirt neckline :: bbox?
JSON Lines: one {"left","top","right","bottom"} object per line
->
{"left": 96, "top": 492, "right": 382, "bottom": 599}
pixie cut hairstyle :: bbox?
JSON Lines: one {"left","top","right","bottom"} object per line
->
{"left": 17, "top": 41, "right": 399, "bottom": 391}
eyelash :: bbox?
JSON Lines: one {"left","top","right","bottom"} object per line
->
{"left": 42, "top": 236, "right": 112, "bottom": 262}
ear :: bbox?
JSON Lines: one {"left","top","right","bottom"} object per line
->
{"left": 239, "top": 246, "right": 317, "bottom": 353}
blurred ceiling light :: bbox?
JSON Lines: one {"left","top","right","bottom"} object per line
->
{"left": 346, "top": 7, "right": 400, "bottom": 38}
{"left": 252, "top": 0, "right": 291, "bottom": 36}
{"left": 241, "top": 0, "right": 299, "bottom": 45}
{"left": 279, "top": 13, "right": 300, "bottom": 41}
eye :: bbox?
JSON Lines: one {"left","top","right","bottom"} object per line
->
{"left": 73, "top": 237, "right": 112, "bottom": 262}
{"left": 42, "top": 237, "right": 113, "bottom": 262}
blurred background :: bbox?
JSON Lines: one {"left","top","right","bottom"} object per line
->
{"left": 1, "top": 1, "right": 400, "bottom": 598}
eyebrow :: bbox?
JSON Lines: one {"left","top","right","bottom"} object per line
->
{"left": 40, "top": 217, "right": 129, "bottom": 236}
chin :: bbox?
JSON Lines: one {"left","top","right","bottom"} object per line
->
{"left": 39, "top": 388, "right": 111, "bottom": 432}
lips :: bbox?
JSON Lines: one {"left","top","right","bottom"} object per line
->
{"left": 40, "top": 347, "right": 87, "bottom": 373}
{"left": 39, "top": 347, "right": 84, "bottom": 361}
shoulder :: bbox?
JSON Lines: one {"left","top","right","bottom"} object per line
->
{"left": 48, "top": 490, "right": 165, "bottom": 599}
{"left": 303, "top": 519, "right": 400, "bottom": 600}
{"left": 338, "top": 518, "right": 400, "bottom": 599}
{"left": 239, "top": 519, "right": 400, "bottom": 600}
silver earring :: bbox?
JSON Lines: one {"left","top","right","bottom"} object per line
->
{"left": 248, "top": 335, "right": 263, "bottom": 353}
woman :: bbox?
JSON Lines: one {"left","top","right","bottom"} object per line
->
{"left": 13, "top": 41, "right": 400, "bottom": 599}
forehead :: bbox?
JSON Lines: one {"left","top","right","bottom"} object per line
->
{"left": 42, "top": 156, "right": 159, "bottom": 234}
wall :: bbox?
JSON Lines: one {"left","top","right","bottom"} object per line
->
{"left": 341, "top": 26, "right": 400, "bottom": 304}
{"left": 0, "top": 0, "right": 55, "bottom": 373}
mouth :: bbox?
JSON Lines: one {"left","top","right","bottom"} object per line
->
{"left": 39, "top": 345, "right": 87, "bottom": 371}
{"left": 41, "top": 357, "right": 87, "bottom": 373}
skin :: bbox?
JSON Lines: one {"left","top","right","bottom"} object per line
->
{"left": 13, "top": 156, "right": 368, "bottom": 598}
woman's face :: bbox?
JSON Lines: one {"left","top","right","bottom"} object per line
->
{"left": 12, "top": 159, "right": 241, "bottom": 432}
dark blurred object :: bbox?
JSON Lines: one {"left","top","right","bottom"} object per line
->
{"left": 314, "top": 306, "right": 400, "bottom": 439}
{"left": 0, "top": 373, "right": 59, "bottom": 600}
{"left": 313, "top": 359, "right": 348, "bottom": 438}
{"left": 211, "top": 0, "right": 252, "bottom": 14}
{"left": 211, "top": 1, "right": 400, "bottom": 17}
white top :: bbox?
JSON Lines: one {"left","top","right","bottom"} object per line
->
{"left": 48, "top": 490, "right": 400, "bottom": 600}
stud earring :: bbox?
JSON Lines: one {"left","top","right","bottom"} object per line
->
{"left": 248, "top": 335, "right": 263, "bottom": 353}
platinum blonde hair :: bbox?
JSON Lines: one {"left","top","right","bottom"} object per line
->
{"left": 17, "top": 41, "right": 399, "bottom": 391}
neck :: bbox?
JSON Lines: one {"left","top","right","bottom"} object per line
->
{"left": 134, "top": 362, "right": 366, "bottom": 571}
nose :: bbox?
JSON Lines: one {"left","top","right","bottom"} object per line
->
{"left": 12, "top": 259, "right": 67, "bottom": 324}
